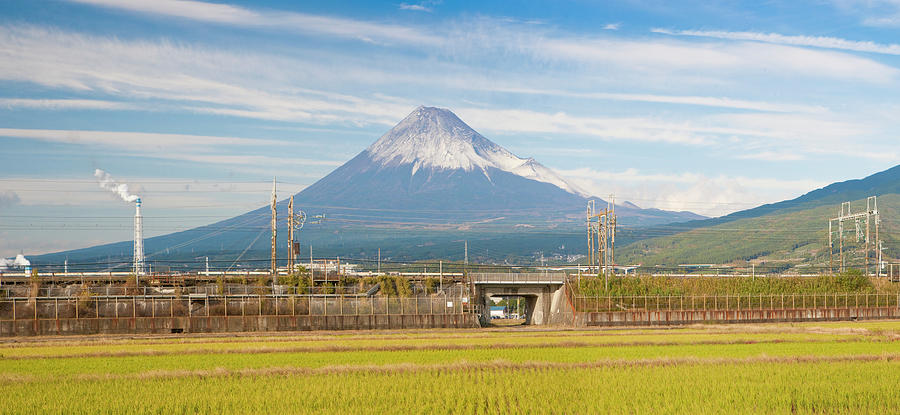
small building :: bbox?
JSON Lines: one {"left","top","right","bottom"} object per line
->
{"left": 489, "top": 306, "right": 506, "bottom": 319}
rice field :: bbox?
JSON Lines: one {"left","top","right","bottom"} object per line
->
{"left": 2, "top": 322, "right": 900, "bottom": 414}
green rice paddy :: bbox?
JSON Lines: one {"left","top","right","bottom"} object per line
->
{"left": 2, "top": 321, "right": 900, "bottom": 413}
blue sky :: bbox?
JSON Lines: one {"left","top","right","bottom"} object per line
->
{"left": 1, "top": 0, "right": 899, "bottom": 257}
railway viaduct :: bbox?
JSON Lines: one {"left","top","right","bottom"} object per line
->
{"left": 471, "top": 273, "right": 573, "bottom": 325}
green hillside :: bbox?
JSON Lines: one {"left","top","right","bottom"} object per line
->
{"left": 619, "top": 193, "right": 899, "bottom": 271}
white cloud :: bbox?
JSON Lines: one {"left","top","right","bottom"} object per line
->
{"left": 0, "top": 25, "right": 416, "bottom": 125}
{"left": 0, "top": 128, "right": 285, "bottom": 152}
{"left": 53, "top": 4, "right": 900, "bottom": 85}
{"left": 555, "top": 167, "right": 826, "bottom": 216}
{"left": 456, "top": 107, "right": 878, "bottom": 153}
{"left": 707, "top": 112, "right": 890, "bottom": 158}
{"left": 0, "top": 127, "right": 344, "bottom": 168}
{"left": 0, "top": 177, "right": 306, "bottom": 208}
{"left": 68, "top": 0, "right": 442, "bottom": 46}
{"left": 652, "top": 28, "right": 900, "bottom": 56}
{"left": 455, "top": 19, "right": 899, "bottom": 83}
{"left": 0, "top": 190, "right": 20, "bottom": 208}
{"left": 603, "top": 23, "right": 621, "bottom": 30}
{"left": 168, "top": 154, "right": 342, "bottom": 167}
{"left": 0, "top": 98, "right": 135, "bottom": 110}
{"left": 490, "top": 87, "right": 826, "bottom": 113}
{"left": 399, "top": 3, "right": 432, "bottom": 12}
{"left": 863, "top": 15, "right": 900, "bottom": 26}
{"left": 456, "top": 108, "right": 713, "bottom": 145}
{"left": 1, "top": 19, "right": 895, "bottom": 136}
{"left": 830, "top": 0, "right": 900, "bottom": 27}
{"left": 735, "top": 151, "right": 805, "bottom": 162}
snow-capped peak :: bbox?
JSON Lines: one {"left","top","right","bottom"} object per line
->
{"left": 366, "top": 106, "right": 587, "bottom": 196}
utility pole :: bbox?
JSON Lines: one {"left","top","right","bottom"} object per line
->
{"left": 270, "top": 177, "right": 277, "bottom": 287}
{"left": 286, "top": 195, "right": 306, "bottom": 276}
{"left": 287, "top": 196, "right": 294, "bottom": 274}
{"left": 586, "top": 201, "right": 594, "bottom": 272}
{"left": 378, "top": 248, "right": 381, "bottom": 274}
{"left": 464, "top": 240, "right": 471, "bottom": 300}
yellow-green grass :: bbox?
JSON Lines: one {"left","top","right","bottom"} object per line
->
{"left": 2, "top": 321, "right": 900, "bottom": 414}
{"left": 0, "top": 330, "right": 866, "bottom": 359}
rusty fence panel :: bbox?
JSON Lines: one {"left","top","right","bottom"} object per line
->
{"left": 573, "top": 293, "right": 900, "bottom": 312}
{"left": 0, "top": 294, "right": 473, "bottom": 322}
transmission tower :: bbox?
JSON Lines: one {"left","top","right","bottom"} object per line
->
{"left": 828, "top": 196, "right": 879, "bottom": 275}
{"left": 587, "top": 196, "right": 617, "bottom": 288}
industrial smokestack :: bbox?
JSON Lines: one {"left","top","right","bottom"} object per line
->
{"left": 93, "top": 169, "right": 143, "bottom": 276}
{"left": 133, "top": 197, "right": 145, "bottom": 276}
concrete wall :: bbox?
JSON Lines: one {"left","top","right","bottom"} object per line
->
{"left": 0, "top": 314, "right": 480, "bottom": 336}
{"left": 477, "top": 283, "right": 574, "bottom": 326}
{"left": 576, "top": 306, "right": 900, "bottom": 326}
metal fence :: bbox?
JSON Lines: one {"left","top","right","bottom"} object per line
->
{"left": 470, "top": 272, "right": 567, "bottom": 284}
{"left": 0, "top": 294, "right": 474, "bottom": 321}
{"left": 573, "top": 293, "right": 900, "bottom": 313}
{"left": 0, "top": 285, "right": 371, "bottom": 298}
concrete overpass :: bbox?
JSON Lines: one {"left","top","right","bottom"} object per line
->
{"left": 471, "top": 273, "right": 573, "bottom": 326}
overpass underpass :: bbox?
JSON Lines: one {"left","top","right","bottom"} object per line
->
{"left": 471, "top": 273, "right": 574, "bottom": 326}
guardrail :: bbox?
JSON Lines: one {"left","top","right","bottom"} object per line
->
{"left": 470, "top": 273, "right": 567, "bottom": 284}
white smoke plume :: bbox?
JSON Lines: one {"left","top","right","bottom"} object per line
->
{"left": 0, "top": 255, "right": 30, "bottom": 271}
{"left": 13, "top": 254, "right": 30, "bottom": 267}
{"left": 94, "top": 169, "right": 140, "bottom": 203}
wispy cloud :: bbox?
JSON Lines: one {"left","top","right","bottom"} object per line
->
{"left": 603, "top": 23, "right": 621, "bottom": 30}
{"left": 735, "top": 151, "right": 805, "bottom": 162}
{"left": 863, "top": 15, "right": 900, "bottom": 26}
{"left": 0, "top": 25, "right": 415, "bottom": 125}
{"left": 555, "top": 167, "right": 826, "bottom": 216}
{"left": 652, "top": 28, "right": 900, "bottom": 55}
{"left": 829, "top": 0, "right": 900, "bottom": 27}
{"left": 490, "top": 87, "right": 826, "bottom": 113}
{"left": 60, "top": 2, "right": 900, "bottom": 84}
{"left": 0, "top": 98, "right": 135, "bottom": 110}
{"left": 0, "top": 128, "right": 286, "bottom": 152}
{"left": 0, "top": 127, "right": 342, "bottom": 167}
{"left": 67, "top": 0, "right": 442, "bottom": 46}
{"left": 399, "top": 3, "right": 432, "bottom": 12}
{"left": 0, "top": 190, "right": 20, "bottom": 208}
{"left": 457, "top": 107, "right": 877, "bottom": 153}
{"left": 456, "top": 108, "right": 712, "bottom": 145}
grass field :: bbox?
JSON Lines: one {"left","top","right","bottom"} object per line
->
{"left": 2, "top": 322, "right": 900, "bottom": 413}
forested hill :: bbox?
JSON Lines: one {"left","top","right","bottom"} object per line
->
{"left": 620, "top": 164, "right": 900, "bottom": 268}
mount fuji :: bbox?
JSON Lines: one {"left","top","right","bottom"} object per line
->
{"left": 299, "top": 106, "right": 589, "bottom": 212}
{"left": 37, "top": 106, "right": 704, "bottom": 266}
